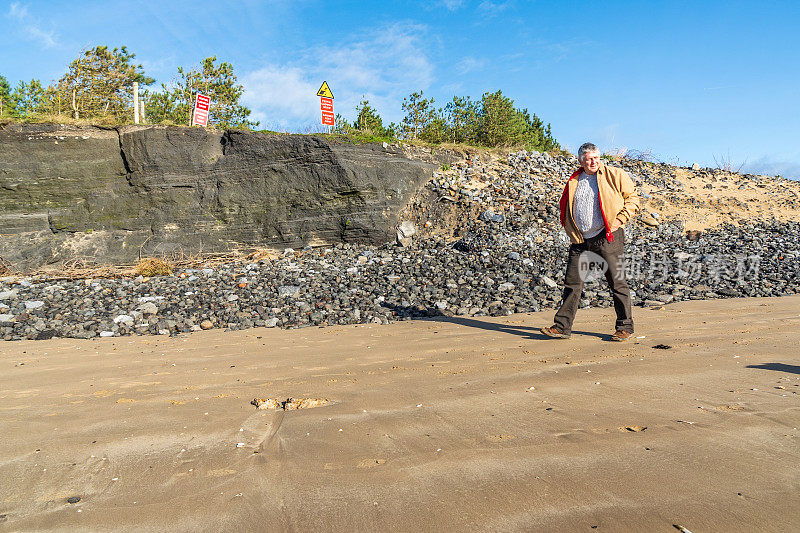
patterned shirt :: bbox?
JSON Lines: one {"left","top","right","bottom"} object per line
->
{"left": 573, "top": 171, "right": 605, "bottom": 238}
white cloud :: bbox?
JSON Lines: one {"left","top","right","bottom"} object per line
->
{"left": 439, "top": 0, "right": 465, "bottom": 10}
{"left": 242, "top": 65, "right": 320, "bottom": 128}
{"left": 242, "top": 22, "right": 434, "bottom": 130}
{"left": 24, "top": 24, "right": 56, "bottom": 48}
{"left": 6, "top": 2, "right": 58, "bottom": 49}
{"left": 441, "top": 82, "right": 464, "bottom": 94}
{"left": 478, "top": 1, "right": 512, "bottom": 15}
{"left": 455, "top": 56, "right": 486, "bottom": 75}
{"left": 8, "top": 2, "right": 27, "bottom": 19}
{"left": 139, "top": 55, "right": 178, "bottom": 79}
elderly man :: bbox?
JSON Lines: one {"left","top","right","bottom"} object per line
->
{"left": 541, "top": 142, "right": 640, "bottom": 341}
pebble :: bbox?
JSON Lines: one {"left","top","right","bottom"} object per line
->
{"left": 0, "top": 151, "right": 796, "bottom": 341}
{"left": 114, "top": 315, "right": 134, "bottom": 326}
{"left": 541, "top": 276, "right": 558, "bottom": 289}
{"left": 137, "top": 302, "right": 158, "bottom": 315}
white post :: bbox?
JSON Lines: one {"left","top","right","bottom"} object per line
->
{"left": 140, "top": 100, "right": 146, "bottom": 123}
{"left": 133, "top": 82, "right": 139, "bottom": 124}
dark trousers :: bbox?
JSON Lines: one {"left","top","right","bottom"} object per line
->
{"left": 553, "top": 228, "right": 634, "bottom": 334}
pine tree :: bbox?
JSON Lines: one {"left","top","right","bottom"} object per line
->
{"left": 354, "top": 97, "right": 386, "bottom": 135}
{"left": 398, "top": 88, "right": 559, "bottom": 149}
{"left": 10, "top": 79, "right": 46, "bottom": 117}
{"left": 141, "top": 88, "right": 178, "bottom": 124}
{"left": 333, "top": 113, "right": 353, "bottom": 134}
{"left": 58, "top": 45, "right": 153, "bottom": 120}
{"left": 516, "top": 108, "right": 559, "bottom": 151}
{"left": 444, "top": 96, "right": 478, "bottom": 144}
{"left": 0, "top": 74, "right": 13, "bottom": 117}
{"left": 401, "top": 91, "right": 436, "bottom": 140}
{"left": 420, "top": 107, "right": 448, "bottom": 143}
{"left": 478, "top": 90, "right": 524, "bottom": 147}
{"left": 150, "top": 56, "right": 257, "bottom": 128}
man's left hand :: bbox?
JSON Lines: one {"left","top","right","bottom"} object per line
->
{"left": 609, "top": 219, "right": 622, "bottom": 232}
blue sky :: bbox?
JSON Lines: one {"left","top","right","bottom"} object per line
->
{"left": 2, "top": 0, "right": 799, "bottom": 178}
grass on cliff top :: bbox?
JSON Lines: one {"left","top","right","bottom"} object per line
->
{"left": 0, "top": 114, "right": 129, "bottom": 127}
{"left": 1, "top": 115, "right": 570, "bottom": 157}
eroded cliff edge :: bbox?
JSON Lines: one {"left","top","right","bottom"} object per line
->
{"left": 0, "top": 124, "right": 453, "bottom": 270}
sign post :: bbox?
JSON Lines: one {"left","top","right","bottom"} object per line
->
{"left": 192, "top": 93, "right": 210, "bottom": 127}
{"left": 317, "top": 81, "right": 334, "bottom": 132}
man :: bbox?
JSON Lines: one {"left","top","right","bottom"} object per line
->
{"left": 541, "top": 142, "right": 640, "bottom": 341}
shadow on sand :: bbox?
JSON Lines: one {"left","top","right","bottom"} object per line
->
{"left": 425, "top": 315, "right": 609, "bottom": 341}
{"left": 745, "top": 363, "right": 800, "bottom": 375}
{"left": 383, "top": 303, "right": 612, "bottom": 341}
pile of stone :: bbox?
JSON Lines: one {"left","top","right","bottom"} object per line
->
{"left": 0, "top": 219, "right": 798, "bottom": 341}
{"left": 0, "top": 150, "right": 798, "bottom": 341}
{"left": 404, "top": 149, "right": 800, "bottom": 237}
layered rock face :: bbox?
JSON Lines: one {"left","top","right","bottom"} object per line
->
{"left": 0, "top": 124, "right": 444, "bottom": 270}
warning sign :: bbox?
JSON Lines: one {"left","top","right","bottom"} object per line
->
{"left": 316, "top": 81, "right": 334, "bottom": 99}
{"left": 192, "top": 93, "right": 210, "bottom": 126}
{"left": 320, "top": 95, "right": 334, "bottom": 126}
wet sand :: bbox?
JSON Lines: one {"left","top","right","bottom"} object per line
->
{"left": 1, "top": 296, "right": 799, "bottom": 532}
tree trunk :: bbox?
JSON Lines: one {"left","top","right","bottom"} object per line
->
{"left": 72, "top": 88, "right": 79, "bottom": 120}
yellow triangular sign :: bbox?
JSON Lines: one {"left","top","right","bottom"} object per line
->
{"left": 317, "top": 81, "right": 334, "bottom": 99}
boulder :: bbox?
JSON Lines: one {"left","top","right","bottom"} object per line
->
{"left": 397, "top": 221, "right": 416, "bottom": 247}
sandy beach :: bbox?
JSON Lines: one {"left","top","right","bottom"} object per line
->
{"left": 1, "top": 295, "right": 798, "bottom": 532}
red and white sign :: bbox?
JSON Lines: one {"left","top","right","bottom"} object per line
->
{"left": 320, "top": 97, "right": 334, "bottom": 126}
{"left": 192, "top": 93, "right": 210, "bottom": 126}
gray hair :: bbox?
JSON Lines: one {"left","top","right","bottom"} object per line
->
{"left": 578, "top": 142, "right": 599, "bottom": 160}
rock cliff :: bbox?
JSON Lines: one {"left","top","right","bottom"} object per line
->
{"left": 0, "top": 124, "right": 452, "bottom": 270}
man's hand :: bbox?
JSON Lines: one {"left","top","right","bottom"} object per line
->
{"left": 609, "top": 219, "right": 622, "bottom": 232}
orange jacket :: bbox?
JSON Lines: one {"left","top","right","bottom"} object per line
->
{"left": 558, "top": 162, "right": 640, "bottom": 244}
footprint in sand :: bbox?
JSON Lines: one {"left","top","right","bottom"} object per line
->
{"left": 713, "top": 404, "right": 745, "bottom": 412}
{"left": 357, "top": 458, "right": 387, "bottom": 468}
{"left": 486, "top": 434, "right": 516, "bottom": 442}
{"left": 621, "top": 425, "right": 647, "bottom": 432}
{"left": 205, "top": 468, "right": 237, "bottom": 478}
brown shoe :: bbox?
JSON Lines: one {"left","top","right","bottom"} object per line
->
{"left": 541, "top": 326, "right": 571, "bottom": 339}
{"left": 611, "top": 330, "right": 633, "bottom": 342}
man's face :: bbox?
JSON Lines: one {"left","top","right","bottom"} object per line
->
{"left": 580, "top": 150, "right": 601, "bottom": 173}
